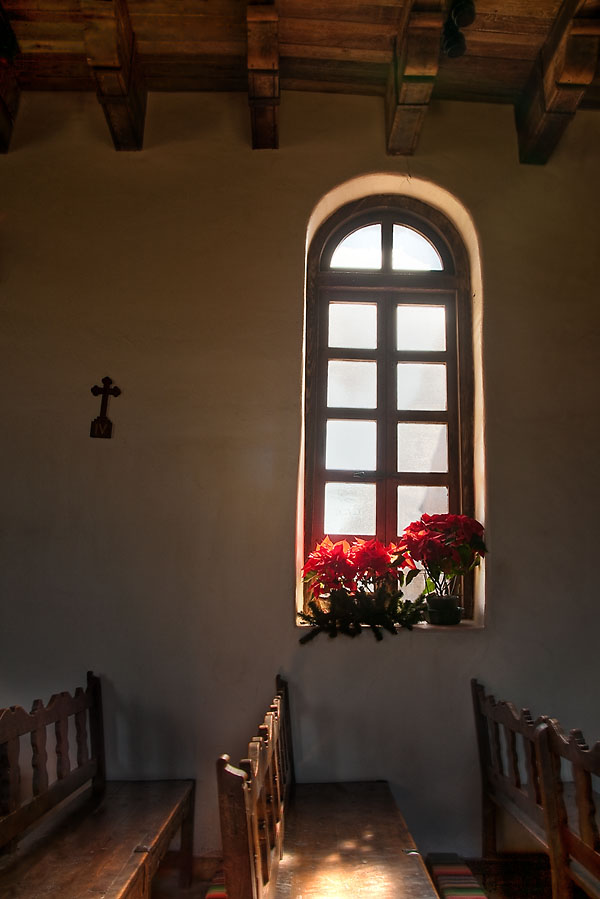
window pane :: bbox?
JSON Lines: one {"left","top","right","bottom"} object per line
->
{"left": 397, "top": 486, "right": 449, "bottom": 534}
{"left": 328, "top": 361, "right": 377, "bottom": 409}
{"left": 330, "top": 224, "right": 382, "bottom": 270}
{"left": 397, "top": 363, "right": 447, "bottom": 410}
{"left": 397, "top": 305, "right": 446, "bottom": 351}
{"left": 397, "top": 423, "right": 448, "bottom": 472}
{"left": 392, "top": 224, "right": 443, "bottom": 271}
{"left": 326, "top": 420, "right": 376, "bottom": 470}
{"left": 325, "top": 483, "right": 376, "bottom": 535}
{"left": 329, "top": 303, "right": 377, "bottom": 349}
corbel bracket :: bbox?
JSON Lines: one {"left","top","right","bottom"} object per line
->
{"left": 247, "top": 1, "right": 279, "bottom": 149}
{"left": 515, "top": 0, "right": 599, "bottom": 163}
{"left": 0, "top": 3, "right": 19, "bottom": 152}
{"left": 385, "top": 2, "right": 444, "bottom": 156}
{"left": 81, "top": 0, "right": 146, "bottom": 150}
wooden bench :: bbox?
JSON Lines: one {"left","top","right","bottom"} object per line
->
{"left": 0, "top": 671, "right": 195, "bottom": 898}
{"left": 536, "top": 717, "right": 600, "bottom": 898}
{"left": 215, "top": 676, "right": 439, "bottom": 899}
{"left": 471, "top": 677, "right": 552, "bottom": 856}
{"left": 472, "top": 678, "right": 600, "bottom": 898}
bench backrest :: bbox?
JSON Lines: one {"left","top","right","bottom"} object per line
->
{"left": 536, "top": 718, "right": 600, "bottom": 899}
{"left": 471, "top": 678, "right": 552, "bottom": 853}
{"left": 217, "top": 676, "right": 295, "bottom": 899}
{"left": 0, "top": 671, "right": 105, "bottom": 851}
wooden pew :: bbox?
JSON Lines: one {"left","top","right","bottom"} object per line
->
{"left": 215, "top": 676, "right": 439, "bottom": 899}
{"left": 536, "top": 718, "right": 600, "bottom": 898}
{"left": 0, "top": 671, "right": 195, "bottom": 898}
{"left": 471, "top": 677, "right": 553, "bottom": 856}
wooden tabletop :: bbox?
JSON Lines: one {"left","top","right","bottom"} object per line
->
{"left": 274, "top": 782, "right": 438, "bottom": 899}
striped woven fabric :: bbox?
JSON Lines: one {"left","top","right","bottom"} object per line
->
{"left": 205, "top": 870, "right": 227, "bottom": 898}
{"left": 427, "top": 854, "right": 488, "bottom": 899}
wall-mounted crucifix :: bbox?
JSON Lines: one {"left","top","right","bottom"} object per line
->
{"left": 90, "top": 376, "right": 121, "bottom": 438}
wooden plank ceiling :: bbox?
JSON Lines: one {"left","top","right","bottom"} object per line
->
{"left": 0, "top": 0, "right": 599, "bottom": 160}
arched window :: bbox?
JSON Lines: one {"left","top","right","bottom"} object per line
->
{"left": 304, "top": 196, "right": 476, "bottom": 616}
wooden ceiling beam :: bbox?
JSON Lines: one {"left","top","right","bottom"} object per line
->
{"left": 385, "top": 2, "right": 444, "bottom": 156}
{"left": 81, "top": 0, "right": 146, "bottom": 150}
{"left": 0, "top": 3, "right": 19, "bottom": 152}
{"left": 247, "top": 0, "right": 279, "bottom": 149}
{"left": 515, "top": 0, "right": 599, "bottom": 164}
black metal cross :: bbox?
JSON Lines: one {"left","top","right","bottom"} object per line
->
{"left": 90, "top": 376, "right": 121, "bottom": 438}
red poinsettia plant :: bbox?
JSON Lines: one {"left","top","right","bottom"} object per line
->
{"left": 396, "top": 513, "right": 486, "bottom": 597}
{"left": 300, "top": 537, "right": 424, "bottom": 642}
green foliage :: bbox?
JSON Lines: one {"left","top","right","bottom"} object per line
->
{"left": 298, "top": 586, "right": 427, "bottom": 644}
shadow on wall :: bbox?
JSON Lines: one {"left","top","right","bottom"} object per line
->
{"left": 101, "top": 675, "right": 193, "bottom": 779}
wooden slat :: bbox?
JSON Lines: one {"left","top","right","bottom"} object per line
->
{"left": 2, "top": 0, "right": 81, "bottom": 10}
{"left": 282, "top": 55, "right": 387, "bottom": 89}
{"left": 9, "top": 18, "right": 83, "bottom": 50}
{"left": 54, "top": 693, "right": 71, "bottom": 781}
{"left": 137, "top": 38, "right": 245, "bottom": 56}
{"left": 281, "top": 42, "right": 389, "bottom": 62}
{"left": 280, "top": 16, "right": 395, "bottom": 51}
{"left": 129, "top": 14, "right": 246, "bottom": 44}
{"left": 130, "top": 0, "right": 242, "bottom": 14}
{"left": 435, "top": 54, "right": 533, "bottom": 103}
{"left": 515, "top": 0, "right": 600, "bottom": 163}
{"left": 247, "top": 0, "right": 279, "bottom": 149}
{"left": 385, "top": 1, "right": 444, "bottom": 156}
{"left": 0, "top": 735, "right": 20, "bottom": 817}
{"left": 82, "top": 0, "right": 146, "bottom": 150}
{"left": 282, "top": 0, "right": 405, "bottom": 25}
{"left": 30, "top": 700, "right": 49, "bottom": 797}
{"left": 462, "top": 29, "right": 543, "bottom": 60}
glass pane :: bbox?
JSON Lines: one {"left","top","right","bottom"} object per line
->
{"left": 397, "top": 363, "right": 447, "bottom": 410}
{"left": 397, "top": 486, "right": 449, "bottom": 534}
{"left": 397, "top": 305, "right": 446, "bottom": 351}
{"left": 328, "top": 361, "right": 377, "bottom": 409}
{"left": 325, "top": 482, "right": 376, "bottom": 535}
{"left": 329, "top": 303, "right": 377, "bottom": 349}
{"left": 392, "top": 224, "right": 443, "bottom": 271}
{"left": 326, "top": 420, "right": 376, "bottom": 470}
{"left": 330, "top": 224, "right": 382, "bottom": 270}
{"left": 397, "top": 423, "right": 448, "bottom": 472}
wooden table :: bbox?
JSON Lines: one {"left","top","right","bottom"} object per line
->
{"left": 274, "top": 782, "right": 439, "bottom": 899}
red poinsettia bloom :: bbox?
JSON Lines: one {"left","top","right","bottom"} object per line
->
{"left": 397, "top": 513, "right": 486, "bottom": 595}
{"left": 302, "top": 536, "right": 418, "bottom": 600}
{"left": 348, "top": 539, "right": 393, "bottom": 581}
{"left": 302, "top": 536, "right": 356, "bottom": 597}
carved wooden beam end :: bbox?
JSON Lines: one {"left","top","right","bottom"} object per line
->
{"left": 247, "top": 1, "right": 279, "bottom": 149}
{"left": 81, "top": 0, "right": 146, "bottom": 150}
{"left": 0, "top": 3, "right": 19, "bottom": 152}
{"left": 515, "top": 0, "right": 599, "bottom": 164}
{"left": 385, "top": 5, "right": 444, "bottom": 156}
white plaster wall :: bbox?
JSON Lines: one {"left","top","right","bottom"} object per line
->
{"left": 1, "top": 90, "right": 599, "bottom": 856}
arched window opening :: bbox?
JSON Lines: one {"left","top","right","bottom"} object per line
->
{"left": 303, "top": 195, "right": 476, "bottom": 618}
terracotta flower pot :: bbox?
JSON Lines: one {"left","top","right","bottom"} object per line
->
{"left": 425, "top": 594, "right": 462, "bottom": 626}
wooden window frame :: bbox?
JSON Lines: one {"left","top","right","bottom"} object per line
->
{"left": 304, "top": 195, "right": 476, "bottom": 618}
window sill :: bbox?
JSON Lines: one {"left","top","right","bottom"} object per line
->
{"left": 295, "top": 618, "right": 484, "bottom": 632}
